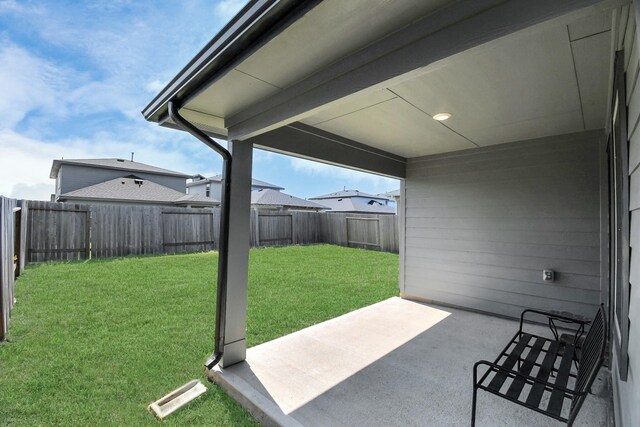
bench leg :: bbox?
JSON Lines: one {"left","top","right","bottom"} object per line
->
{"left": 472, "top": 364, "right": 478, "bottom": 427}
{"left": 472, "top": 385, "right": 478, "bottom": 427}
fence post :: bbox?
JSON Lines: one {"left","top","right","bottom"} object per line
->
{"left": 19, "top": 200, "right": 27, "bottom": 272}
{"left": 13, "top": 207, "right": 21, "bottom": 278}
{"left": 253, "top": 210, "right": 260, "bottom": 247}
{"left": 85, "top": 208, "right": 91, "bottom": 260}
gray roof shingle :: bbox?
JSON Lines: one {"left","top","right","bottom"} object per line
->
{"left": 251, "top": 189, "right": 325, "bottom": 210}
{"left": 175, "top": 194, "right": 220, "bottom": 205}
{"left": 187, "top": 175, "right": 284, "bottom": 190}
{"left": 380, "top": 189, "right": 400, "bottom": 198}
{"left": 59, "top": 176, "right": 218, "bottom": 205}
{"left": 316, "top": 198, "right": 395, "bottom": 214}
{"left": 309, "top": 189, "right": 383, "bottom": 200}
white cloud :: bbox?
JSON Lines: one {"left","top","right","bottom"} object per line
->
{"left": 6, "top": 3, "right": 217, "bottom": 124}
{"left": 0, "top": 130, "right": 72, "bottom": 199}
{"left": 0, "top": 43, "right": 71, "bottom": 128}
{"left": 253, "top": 149, "right": 277, "bottom": 164}
{"left": 146, "top": 79, "right": 165, "bottom": 93}
{"left": 214, "top": 0, "right": 247, "bottom": 21}
{"left": 67, "top": 79, "right": 141, "bottom": 119}
{"left": 9, "top": 183, "right": 53, "bottom": 201}
{"left": 0, "top": 0, "right": 43, "bottom": 14}
{"left": 289, "top": 157, "right": 398, "bottom": 190}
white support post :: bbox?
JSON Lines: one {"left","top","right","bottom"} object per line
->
{"left": 220, "top": 140, "right": 253, "bottom": 368}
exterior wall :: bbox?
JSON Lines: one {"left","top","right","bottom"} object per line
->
{"left": 212, "top": 182, "right": 222, "bottom": 200}
{"left": 190, "top": 181, "right": 223, "bottom": 200}
{"left": 55, "top": 168, "right": 62, "bottom": 196}
{"left": 613, "top": 3, "right": 640, "bottom": 426}
{"left": 188, "top": 182, "right": 209, "bottom": 196}
{"left": 57, "top": 164, "right": 186, "bottom": 194}
{"left": 402, "top": 130, "right": 604, "bottom": 320}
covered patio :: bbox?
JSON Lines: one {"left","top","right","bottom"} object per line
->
{"left": 144, "top": 0, "right": 640, "bottom": 425}
{"left": 211, "top": 298, "right": 611, "bottom": 426}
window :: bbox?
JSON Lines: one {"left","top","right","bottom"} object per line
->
{"left": 609, "top": 50, "right": 630, "bottom": 380}
{"left": 205, "top": 184, "right": 210, "bottom": 198}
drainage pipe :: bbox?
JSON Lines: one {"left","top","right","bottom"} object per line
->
{"left": 168, "top": 101, "right": 231, "bottom": 370}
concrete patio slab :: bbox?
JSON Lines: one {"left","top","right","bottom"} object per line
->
{"left": 210, "top": 297, "right": 612, "bottom": 426}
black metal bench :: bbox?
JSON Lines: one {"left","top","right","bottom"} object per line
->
{"left": 472, "top": 305, "right": 606, "bottom": 426}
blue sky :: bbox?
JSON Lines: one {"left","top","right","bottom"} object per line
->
{"left": 0, "top": 0, "right": 398, "bottom": 200}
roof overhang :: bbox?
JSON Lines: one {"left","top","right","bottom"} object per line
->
{"left": 144, "top": 0, "right": 626, "bottom": 178}
{"left": 142, "top": 0, "right": 320, "bottom": 125}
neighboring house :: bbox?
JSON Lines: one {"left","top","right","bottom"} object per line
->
{"left": 144, "top": 1, "right": 640, "bottom": 426}
{"left": 309, "top": 190, "right": 396, "bottom": 214}
{"left": 51, "top": 158, "right": 190, "bottom": 196}
{"left": 250, "top": 188, "right": 325, "bottom": 212}
{"left": 187, "top": 174, "right": 283, "bottom": 200}
{"left": 50, "top": 158, "right": 215, "bottom": 207}
{"left": 378, "top": 189, "right": 400, "bottom": 206}
{"left": 57, "top": 176, "right": 217, "bottom": 207}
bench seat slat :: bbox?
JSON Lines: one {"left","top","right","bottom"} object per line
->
{"left": 546, "top": 345, "right": 575, "bottom": 417}
{"left": 487, "top": 333, "right": 532, "bottom": 392}
{"left": 506, "top": 337, "right": 546, "bottom": 400}
{"left": 525, "top": 340, "right": 560, "bottom": 408}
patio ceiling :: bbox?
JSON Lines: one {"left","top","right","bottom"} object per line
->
{"left": 170, "top": 0, "right": 615, "bottom": 159}
{"left": 300, "top": 15, "right": 612, "bottom": 157}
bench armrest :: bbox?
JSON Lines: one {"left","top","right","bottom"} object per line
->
{"left": 519, "top": 309, "right": 589, "bottom": 342}
{"left": 473, "top": 360, "right": 584, "bottom": 396}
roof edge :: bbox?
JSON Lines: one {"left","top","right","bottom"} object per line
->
{"left": 58, "top": 195, "right": 176, "bottom": 205}
{"left": 49, "top": 159, "right": 191, "bottom": 179}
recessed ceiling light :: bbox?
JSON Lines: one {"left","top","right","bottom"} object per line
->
{"left": 432, "top": 113, "right": 451, "bottom": 121}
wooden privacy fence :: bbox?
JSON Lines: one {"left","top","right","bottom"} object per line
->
{"left": 23, "top": 201, "right": 398, "bottom": 263}
{"left": 25, "top": 201, "right": 222, "bottom": 261}
{"left": 0, "top": 197, "right": 26, "bottom": 341}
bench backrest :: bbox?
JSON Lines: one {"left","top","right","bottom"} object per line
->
{"left": 569, "top": 305, "right": 607, "bottom": 421}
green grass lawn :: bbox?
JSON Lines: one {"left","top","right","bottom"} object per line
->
{"left": 0, "top": 245, "right": 398, "bottom": 426}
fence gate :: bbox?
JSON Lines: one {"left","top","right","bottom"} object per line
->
{"left": 27, "top": 203, "right": 90, "bottom": 262}
{"left": 257, "top": 213, "right": 293, "bottom": 246}
{"left": 161, "top": 210, "right": 216, "bottom": 254}
{"left": 346, "top": 217, "right": 381, "bottom": 249}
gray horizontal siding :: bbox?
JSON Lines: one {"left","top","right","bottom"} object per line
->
{"left": 406, "top": 217, "right": 600, "bottom": 232}
{"left": 403, "top": 130, "right": 603, "bottom": 319}
{"left": 405, "top": 245, "right": 600, "bottom": 276}
{"left": 404, "top": 258, "right": 599, "bottom": 291}
{"left": 615, "top": 4, "right": 640, "bottom": 427}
